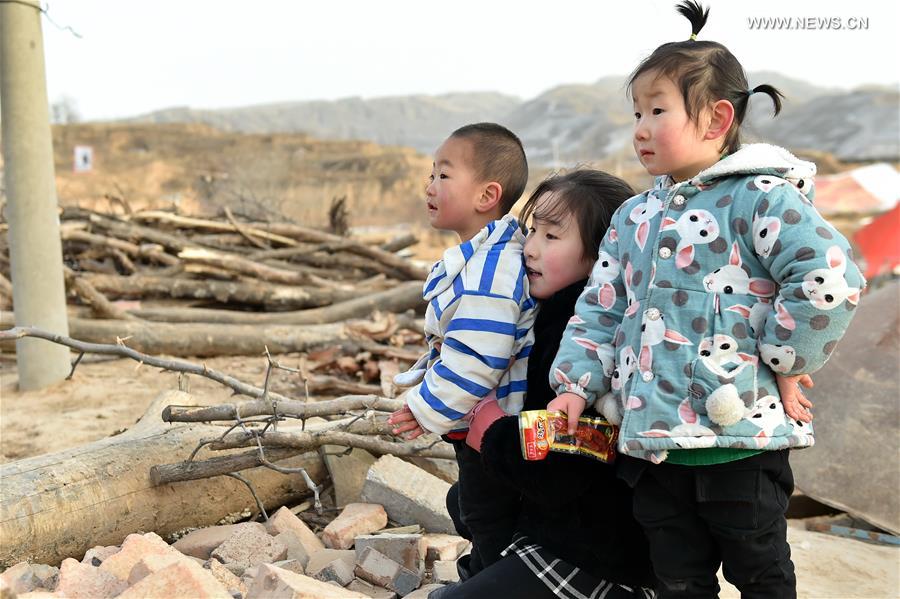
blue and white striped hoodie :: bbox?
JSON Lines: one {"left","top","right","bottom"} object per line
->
{"left": 402, "top": 214, "right": 538, "bottom": 434}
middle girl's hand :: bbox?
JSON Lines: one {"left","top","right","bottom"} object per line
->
{"left": 547, "top": 392, "right": 588, "bottom": 435}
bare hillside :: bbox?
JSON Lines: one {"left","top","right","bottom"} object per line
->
{"left": 47, "top": 123, "right": 433, "bottom": 227}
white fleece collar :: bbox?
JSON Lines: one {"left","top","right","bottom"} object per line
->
{"left": 692, "top": 143, "right": 817, "bottom": 197}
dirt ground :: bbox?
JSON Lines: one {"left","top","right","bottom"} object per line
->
{"left": 1, "top": 356, "right": 898, "bottom": 597}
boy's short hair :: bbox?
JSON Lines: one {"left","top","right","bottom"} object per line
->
{"left": 450, "top": 123, "right": 528, "bottom": 215}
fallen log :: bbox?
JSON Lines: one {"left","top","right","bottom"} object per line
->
{"left": 0, "top": 315, "right": 360, "bottom": 357}
{"left": 64, "top": 267, "right": 141, "bottom": 321}
{"left": 178, "top": 247, "right": 325, "bottom": 286}
{"left": 123, "top": 280, "right": 424, "bottom": 325}
{"left": 130, "top": 210, "right": 300, "bottom": 247}
{"left": 151, "top": 419, "right": 454, "bottom": 485}
{"left": 0, "top": 391, "right": 327, "bottom": 568}
{"left": 62, "top": 229, "right": 179, "bottom": 266}
{"left": 162, "top": 395, "right": 405, "bottom": 423}
{"left": 82, "top": 273, "right": 357, "bottom": 310}
{"left": 135, "top": 211, "right": 429, "bottom": 280}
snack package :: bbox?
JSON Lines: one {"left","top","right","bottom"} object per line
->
{"left": 519, "top": 410, "right": 618, "bottom": 463}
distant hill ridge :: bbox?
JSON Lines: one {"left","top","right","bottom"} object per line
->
{"left": 128, "top": 72, "right": 899, "bottom": 164}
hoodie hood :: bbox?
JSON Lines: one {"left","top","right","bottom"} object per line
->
{"left": 693, "top": 143, "right": 817, "bottom": 201}
{"left": 423, "top": 214, "right": 526, "bottom": 301}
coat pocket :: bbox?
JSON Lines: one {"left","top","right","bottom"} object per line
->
{"left": 689, "top": 357, "right": 757, "bottom": 426}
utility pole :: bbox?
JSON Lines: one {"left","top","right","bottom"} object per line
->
{"left": 0, "top": 0, "right": 71, "bottom": 389}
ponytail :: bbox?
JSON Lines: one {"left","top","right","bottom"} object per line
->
{"left": 677, "top": 0, "right": 709, "bottom": 40}
{"left": 747, "top": 84, "right": 785, "bottom": 116}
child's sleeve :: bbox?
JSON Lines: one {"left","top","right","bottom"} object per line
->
{"left": 549, "top": 220, "right": 626, "bottom": 403}
{"left": 404, "top": 291, "right": 527, "bottom": 434}
{"left": 750, "top": 185, "right": 866, "bottom": 375}
{"left": 479, "top": 415, "right": 603, "bottom": 505}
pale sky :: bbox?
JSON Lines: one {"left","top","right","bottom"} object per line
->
{"left": 40, "top": 0, "right": 899, "bottom": 121}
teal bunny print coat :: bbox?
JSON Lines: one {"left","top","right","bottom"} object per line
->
{"left": 550, "top": 144, "right": 865, "bottom": 463}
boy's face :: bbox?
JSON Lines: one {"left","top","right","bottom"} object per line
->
{"left": 426, "top": 136, "right": 489, "bottom": 239}
{"left": 523, "top": 193, "right": 594, "bottom": 300}
{"left": 631, "top": 71, "right": 718, "bottom": 182}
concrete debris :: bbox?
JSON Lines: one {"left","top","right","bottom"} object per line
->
{"left": 246, "top": 563, "right": 370, "bottom": 598}
{"left": 354, "top": 533, "right": 424, "bottom": 573}
{"left": 55, "top": 558, "right": 129, "bottom": 598}
{"left": 323, "top": 446, "right": 378, "bottom": 507}
{"left": 431, "top": 560, "right": 460, "bottom": 585}
{"left": 422, "top": 534, "right": 470, "bottom": 563}
{"left": 354, "top": 546, "right": 421, "bottom": 596}
{"left": 265, "top": 506, "right": 326, "bottom": 556}
{"left": 211, "top": 522, "right": 287, "bottom": 570}
{"left": 173, "top": 524, "right": 243, "bottom": 560}
{"left": 361, "top": 455, "right": 454, "bottom": 534}
{"left": 322, "top": 503, "right": 389, "bottom": 550}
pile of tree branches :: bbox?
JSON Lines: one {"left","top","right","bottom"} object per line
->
{"left": 0, "top": 206, "right": 431, "bottom": 356}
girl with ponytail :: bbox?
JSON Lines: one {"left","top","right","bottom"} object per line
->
{"left": 547, "top": 1, "right": 865, "bottom": 597}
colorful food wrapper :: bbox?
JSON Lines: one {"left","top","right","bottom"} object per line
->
{"left": 519, "top": 410, "right": 618, "bottom": 463}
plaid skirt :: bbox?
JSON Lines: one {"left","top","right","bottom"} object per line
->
{"left": 501, "top": 536, "right": 656, "bottom": 599}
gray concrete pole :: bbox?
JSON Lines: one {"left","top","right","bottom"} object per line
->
{"left": 0, "top": 0, "right": 71, "bottom": 389}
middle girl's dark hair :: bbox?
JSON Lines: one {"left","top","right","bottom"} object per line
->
{"left": 519, "top": 169, "right": 635, "bottom": 260}
{"left": 628, "top": 0, "right": 784, "bottom": 155}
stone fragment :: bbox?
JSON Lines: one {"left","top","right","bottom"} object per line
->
{"left": 211, "top": 522, "right": 287, "bottom": 569}
{"left": 403, "top": 584, "right": 445, "bottom": 599}
{"left": 311, "top": 556, "right": 355, "bottom": 587}
{"left": 116, "top": 560, "right": 230, "bottom": 598}
{"left": 322, "top": 503, "right": 388, "bottom": 549}
{"left": 306, "top": 549, "right": 356, "bottom": 579}
{"left": 322, "top": 446, "right": 377, "bottom": 506}
{"left": 403, "top": 457, "right": 459, "bottom": 484}
{"left": 245, "top": 564, "right": 369, "bottom": 598}
{"left": 361, "top": 455, "right": 454, "bottom": 534}
{"left": 354, "top": 546, "right": 421, "bottom": 596}
{"left": 207, "top": 558, "right": 248, "bottom": 598}
{"left": 270, "top": 559, "right": 305, "bottom": 575}
{"left": 27, "top": 564, "right": 58, "bottom": 591}
{"left": 99, "top": 532, "right": 182, "bottom": 581}
{"left": 82, "top": 545, "right": 120, "bottom": 566}
{"left": 422, "top": 534, "right": 470, "bottom": 562}
{"left": 431, "top": 560, "right": 460, "bottom": 584}
{"left": 346, "top": 577, "right": 398, "bottom": 599}
{"left": 55, "top": 558, "right": 128, "bottom": 598}
{"left": 173, "top": 524, "right": 242, "bottom": 559}
{"left": 0, "top": 563, "right": 37, "bottom": 595}
{"left": 265, "top": 506, "right": 325, "bottom": 555}
{"left": 274, "top": 530, "right": 311, "bottom": 569}
{"left": 127, "top": 553, "right": 193, "bottom": 585}
{"left": 354, "top": 533, "right": 423, "bottom": 572}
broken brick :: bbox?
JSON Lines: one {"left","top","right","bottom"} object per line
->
{"left": 322, "top": 503, "right": 388, "bottom": 549}
{"left": 354, "top": 546, "right": 421, "bottom": 596}
{"left": 211, "top": 522, "right": 287, "bottom": 569}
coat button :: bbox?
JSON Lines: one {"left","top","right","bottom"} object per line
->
{"left": 641, "top": 371, "right": 655, "bottom": 382}
{"left": 647, "top": 308, "right": 661, "bottom": 321}
{"left": 659, "top": 247, "right": 673, "bottom": 259}
{"left": 673, "top": 195, "right": 686, "bottom": 206}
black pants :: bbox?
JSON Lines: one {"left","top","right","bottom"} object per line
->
{"left": 436, "top": 553, "right": 647, "bottom": 599}
{"left": 447, "top": 440, "right": 521, "bottom": 576}
{"left": 618, "top": 451, "right": 796, "bottom": 599}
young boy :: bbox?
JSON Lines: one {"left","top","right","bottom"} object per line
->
{"left": 389, "top": 123, "right": 536, "bottom": 576}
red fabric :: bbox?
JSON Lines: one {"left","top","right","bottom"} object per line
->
{"left": 465, "top": 393, "right": 506, "bottom": 452}
{"left": 854, "top": 203, "right": 900, "bottom": 278}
